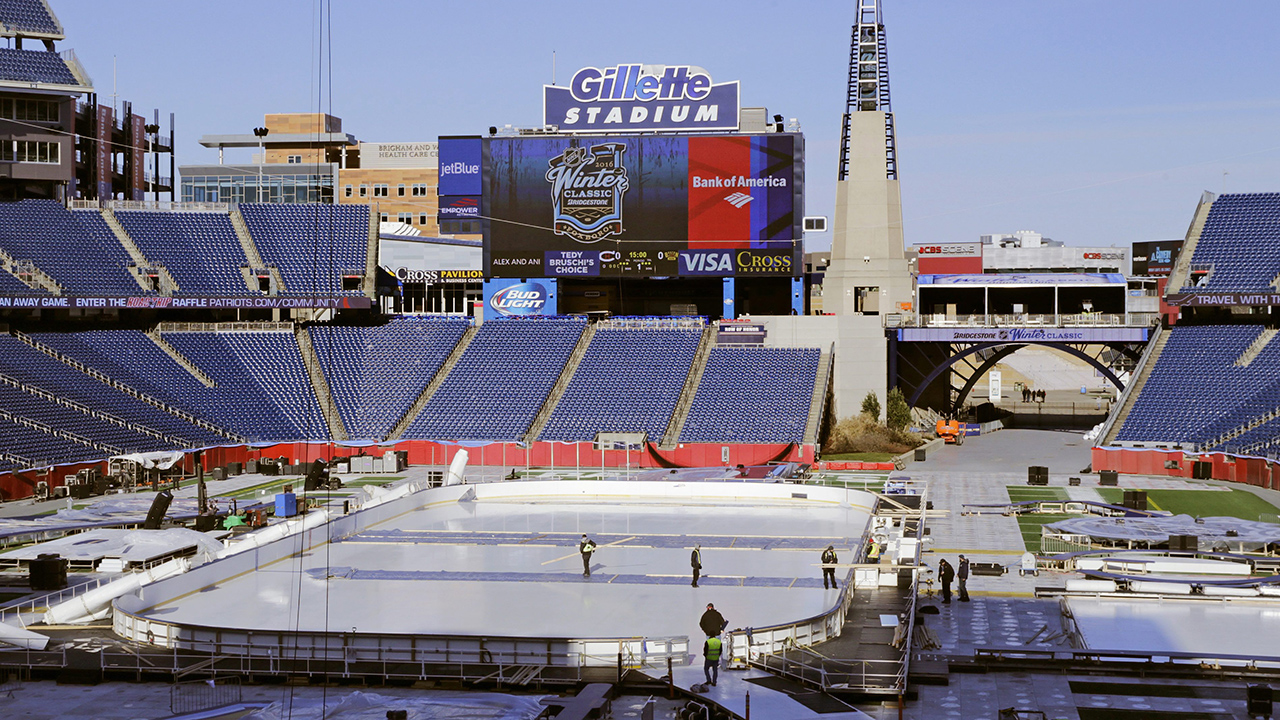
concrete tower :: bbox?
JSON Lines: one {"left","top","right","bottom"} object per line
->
{"left": 824, "top": 0, "right": 913, "bottom": 316}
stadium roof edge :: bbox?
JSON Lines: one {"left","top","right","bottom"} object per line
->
{"left": 199, "top": 132, "right": 357, "bottom": 149}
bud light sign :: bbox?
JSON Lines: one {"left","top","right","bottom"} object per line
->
{"left": 545, "top": 64, "right": 740, "bottom": 133}
{"left": 489, "top": 281, "right": 548, "bottom": 317}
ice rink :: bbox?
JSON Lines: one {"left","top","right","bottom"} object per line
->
{"left": 135, "top": 480, "right": 876, "bottom": 642}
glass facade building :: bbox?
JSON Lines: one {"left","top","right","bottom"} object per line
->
{"left": 180, "top": 163, "right": 336, "bottom": 204}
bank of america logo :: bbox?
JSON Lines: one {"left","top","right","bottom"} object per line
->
{"left": 724, "top": 192, "right": 753, "bottom": 208}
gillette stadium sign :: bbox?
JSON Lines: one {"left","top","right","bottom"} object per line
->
{"left": 545, "top": 64, "right": 740, "bottom": 133}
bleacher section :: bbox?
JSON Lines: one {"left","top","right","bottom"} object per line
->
{"left": 1181, "top": 193, "right": 1280, "bottom": 292}
{"left": 401, "top": 317, "right": 587, "bottom": 442}
{"left": 0, "top": 0, "right": 62, "bottom": 36}
{"left": 539, "top": 326, "right": 701, "bottom": 442}
{"left": 1115, "top": 325, "right": 1280, "bottom": 448}
{"left": 0, "top": 47, "right": 75, "bottom": 84}
{"left": 0, "top": 335, "right": 221, "bottom": 449}
{"left": 114, "top": 211, "right": 247, "bottom": 295}
{"left": 310, "top": 316, "right": 470, "bottom": 441}
{"left": 0, "top": 415, "right": 100, "bottom": 468}
{"left": 239, "top": 204, "right": 368, "bottom": 295}
{"left": 680, "top": 347, "right": 821, "bottom": 444}
{"left": 162, "top": 330, "right": 327, "bottom": 442}
{"left": 0, "top": 201, "right": 139, "bottom": 294}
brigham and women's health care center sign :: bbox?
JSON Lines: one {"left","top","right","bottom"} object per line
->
{"left": 544, "top": 64, "right": 740, "bottom": 132}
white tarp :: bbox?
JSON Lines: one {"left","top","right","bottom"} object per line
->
{"left": 109, "top": 451, "right": 185, "bottom": 470}
{"left": 0, "top": 527, "right": 223, "bottom": 564}
{"left": 1048, "top": 514, "right": 1280, "bottom": 551}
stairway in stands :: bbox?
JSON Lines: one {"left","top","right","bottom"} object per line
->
{"left": 296, "top": 326, "right": 348, "bottom": 441}
{"left": 0, "top": 244, "right": 61, "bottom": 294}
{"left": 229, "top": 209, "right": 280, "bottom": 294}
{"left": 804, "top": 346, "right": 835, "bottom": 447}
{"left": 1101, "top": 326, "right": 1168, "bottom": 446}
{"left": 523, "top": 322, "right": 599, "bottom": 444}
{"left": 1165, "top": 191, "right": 1215, "bottom": 293}
{"left": 387, "top": 326, "right": 479, "bottom": 440}
{"left": 660, "top": 324, "right": 716, "bottom": 449}
{"left": 101, "top": 207, "right": 178, "bottom": 294}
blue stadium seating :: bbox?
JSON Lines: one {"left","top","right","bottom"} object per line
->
{"left": 310, "top": 316, "right": 470, "bottom": 440}
{"left": 0, "top": 269, "right": 39, "bottom": 295}
{"left": 0, "top": 1, "right": 61, "bottom": 36}
{"left": 680, "top": 347, "right": 820, "bottom": 444}
{"left": 239, "top": 204, "right": 369, "bottom": 295}
{"left": 1115, "top": 325, "right": 1280, "bottom": 447}
{"left": 0, "top": 47, "right": 76, "bottom": 85}
{"left": 539, "top": 326, "right": 702, "bottom": 442}
{"left": 0, "top": 334, "right": 222, "bottom": 449}
{"left": 0, "top": 414, "right": 102, "bottom": 468}
{"left": 0, "top": 201, "right": 140, "bottom": 295}
{"left": 115, "top": 210, "right": 248, "bottom": 295}
{"left": 1181, "top": 193, "right": 1280, "bottom": 293}
{"left": 401, "top": 317, "right": 586, "bottom": 442}
{"left": 162, "top": 330, "right": 328, "bottom": 441}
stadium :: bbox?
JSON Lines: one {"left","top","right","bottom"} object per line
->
{"left": 0, "top": 0, "right": 1276, "bottom": 719}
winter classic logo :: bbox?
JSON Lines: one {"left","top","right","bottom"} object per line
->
{"left": 489, "top": 282, "right": 548, "bottom": 317}
{"left": 546, "top": 143, "right": 629, "bottom": 243}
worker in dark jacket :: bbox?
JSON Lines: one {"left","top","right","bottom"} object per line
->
{"left": 699, "top": 603, "right": 726, "bottom": 637}
{"left": 821, "top": 545, "right": 838, "bottom": 589}
{"left": 938, "top": 558, "right": 955, "bottom": 604}
{"left": 691, "top": 544, "right": 702, "bottom": 587}
{"left": 579, "top": 535, "right": 596, "bottom": 577}
{"left": 958, "top": 554, "right": 970, "bottom": 602}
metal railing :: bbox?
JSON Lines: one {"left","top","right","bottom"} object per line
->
{"left": 0, "top": 573, "right": 122, "bottom": 626}
{"left": 893, "top": 312, "right": 1160, "bottom": 328}
{"left": 106, "top": 200, "right": 230, "bottom": 214}
{"left": 155, "top": 322, "right": 294, "bottom": 333}
{"left": 171, "top": 676, "right": 242, "bottom": 715}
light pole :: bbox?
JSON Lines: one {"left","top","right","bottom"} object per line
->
{"left": 252, "top": 126, "right": 269, "bottom": 202}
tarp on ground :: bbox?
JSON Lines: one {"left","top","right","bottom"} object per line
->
{"left": 1047, "top": 514, "right": 1280, "bottom": 551}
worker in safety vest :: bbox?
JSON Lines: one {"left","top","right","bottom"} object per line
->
{"left": 867, "top": 538, "right": 882, "bottom": 563}
{"left": 703, "top": 635, "right": 722, "bottom": 686}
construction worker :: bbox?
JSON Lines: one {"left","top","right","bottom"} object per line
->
{"left": 703, "top": 635, "right": 722, "bottom": 686}
{"left": 691, "top": 544, "right": 703, "bottom": 587}
{"left": 699, "top": 603, "right": 726, "bottom": 638}
{"left": 579, "top": 535, "right": 597, "bottom": 577}
{"left": 867, "top": 537, "right": 882, "bottom": 564}
{"left": 958, "top": 554, "right": 970, "bottom": 602}
{"left": 938, "top": 558, "right": 955, "bottom": 604}
{"left": 821, "top": 545, "right": 838, "bottom": 589}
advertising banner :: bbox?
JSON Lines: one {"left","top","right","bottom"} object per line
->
{"left": 544, "top": 64, "right": 739, "bottom": 133}
{"left": 898, "top": 327, "right": 1149, "bottom": 343}
{"left": 485, "top": 134, "right": 801, "bottom": 277}
{"left": 1166, "top": 292, "right": 1280, "bottom": 307}
{"left": 438, "top": 137, "right": 482, "bottom": 196}
{"left": 0, "top": 296, "right": 373, "bottom": 310}
{"left": 95, "top": 105, "right": 112, "bottom": 200}
{"left": 483, "top": 278, "right": 555, "bottom": 319}
{"left": 130, "top": 115, "right": 145, "bottom": 201}
{"left": 716, "top": 321, "right": 765, "bottom": 344}
{"left": 1131, "top": 240, "right": 1182, "bottom": 277}
{"left": 438, "top": 195, "right": 480, "bottom": 221}
{"left": 394, "top": 269, "right": 484, "bottom": 284}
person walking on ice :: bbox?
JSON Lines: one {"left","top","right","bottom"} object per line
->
{"left": 579, "top": 534, "right": 597, "bottom": 577}
{"left": 691, "top": 544, "right": 703, "bottom": 587}
{"left": 821, "top": 545, "right": 839, "bottom": 589}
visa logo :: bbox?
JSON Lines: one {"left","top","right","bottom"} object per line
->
{"left": 680, "top": 251, "right": 733, "bottom": 275}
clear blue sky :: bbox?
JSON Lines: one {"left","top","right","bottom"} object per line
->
{"left": 51, "top": 1, "right": 1280, "bottom": 251}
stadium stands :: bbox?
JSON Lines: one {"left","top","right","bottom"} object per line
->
{"left": 1115, "top": 325, "right": 1280, "bottom": 447}
{"left": 0, "top": 47, "right": 76, "bottom": 85}
{"left": 114, "top": 210, "right": 247, "bottom": 295}
{"left": 310, "top": 316, "right": 470, "bottom": 440}
{"left": 680, "top": 346, "right": 820, "bottom": 444}
{"left": 539, "top": 326, "right": 701, "bottom": 442}
{"left": 0, "top": 334, "right": 222, "bottom": 449}
{"left": 401, "top": 317, "right": 586, "bottom": 442}
{"left": 0, "top": 201, "right": 139, "bottom": 295}
{"left": 239, "top": 204, "right": 369, "bottom": 295}
{"left": 0, "top": 0, "right": 62, "bottom": 36}
{"left": 162, "top": 330, "right": 328, "bottom": 441}
{"left": 0, "top": 414, "right": 101, "bottom": 468}
{"left": 1181, "top": 193, "right": 1280, "bottom": 293}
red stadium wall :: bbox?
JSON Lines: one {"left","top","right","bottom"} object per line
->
{"left": 1091, "top": 446, "right": 1280, "bottom": 491}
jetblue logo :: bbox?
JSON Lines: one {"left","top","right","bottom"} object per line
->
{"left": 489, "top": 282, "right": 548, "bottom": 316}
{"left": 724, "top": 192, "right": 753, "bottom": 208}
{"left": 679, "top": 250, "right": 733, "bottom": 275}
{"left": 441, "top": 161, "right": 478, "bottom": 176}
